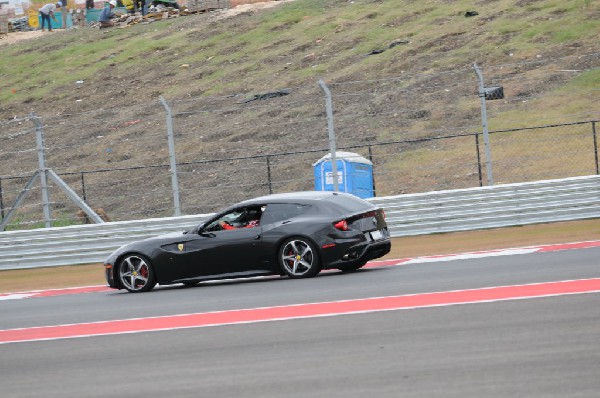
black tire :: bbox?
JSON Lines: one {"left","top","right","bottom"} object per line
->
{"left": 278, "top": 237, "right": 321, "bottom": 278}
{"left": 118, "top": 254, "right": 157, "bottom": 293}
{"left": 338, "top": 261, "right": 367, "bottom": 273}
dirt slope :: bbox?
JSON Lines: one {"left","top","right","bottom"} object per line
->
{"left": 0, "top": 0, "right": 598, "bottom": 225}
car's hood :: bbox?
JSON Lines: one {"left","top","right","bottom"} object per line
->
{"left": 123, "top": 231, "right": 188, "bottom": 248}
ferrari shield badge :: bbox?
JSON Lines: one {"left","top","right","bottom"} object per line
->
{"left": 177, "top": 243, "right": 184, "bottom": 252}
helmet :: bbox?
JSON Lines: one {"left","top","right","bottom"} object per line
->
{"left": 109, "top": 0, "right": 117, "bottom": 6}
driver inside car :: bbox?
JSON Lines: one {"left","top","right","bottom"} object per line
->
{"left": 219, "top": 208, "right": 262, "bottom": 230}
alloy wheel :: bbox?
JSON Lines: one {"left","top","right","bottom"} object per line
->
{"left": 280, "top": 239, "right": 319, "bottom": 277}
{"left": 119, "top": 255, "right": 155, "bottom": 292}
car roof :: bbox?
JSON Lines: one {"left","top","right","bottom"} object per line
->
{"left": 204, "top": 191, "right": 376, "bottom": 224}
{"left": 239, "top": 191, "right": 354, "bottom": 205}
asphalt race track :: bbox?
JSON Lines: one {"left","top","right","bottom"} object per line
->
{"left": 1, "top": 245, "right": 599, "bottom": 397}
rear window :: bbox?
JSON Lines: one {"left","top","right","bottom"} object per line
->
{"left": 324, "top": 194, "right": 373, "bottom": 213}
{"left": 261, "top": 203, "right": 311, "bottom": 224}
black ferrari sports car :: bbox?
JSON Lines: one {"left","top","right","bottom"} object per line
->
{"left": 104, "top": 191, "right": 391, "bottom": 292}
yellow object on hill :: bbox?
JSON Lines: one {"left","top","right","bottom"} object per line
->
{"left": 28, "top": 9, "right": 39, "bottom": 28}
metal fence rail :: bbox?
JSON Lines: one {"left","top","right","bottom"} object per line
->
{"left": 0, "top": 214, "right": 211, "bottom": 270}
{"left": 1, "top": 175, "right": 599, "bottom": 270}
{"left": 372, "top": 175, "right": 600, "bottom": 236}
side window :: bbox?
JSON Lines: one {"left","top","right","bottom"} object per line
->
{"left": 261, "top": 204, "right": 310, "bottom": 225}
{"left": 203, "top": 206, "right": 263, "bottom": 231}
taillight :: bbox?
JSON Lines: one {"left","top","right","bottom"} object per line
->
{"left": 334, "top": 220, "right": 349, "bottom": 231}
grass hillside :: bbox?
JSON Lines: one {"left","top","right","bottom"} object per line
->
{"left": 0, "top": 0, "right": 599, "bottom": 225}
{"left": 2, "top": 0, "right": 598, "bottom": 114}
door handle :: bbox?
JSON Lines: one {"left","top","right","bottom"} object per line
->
{"left": 254, "top": 235, "right": 261, "bottom": 240}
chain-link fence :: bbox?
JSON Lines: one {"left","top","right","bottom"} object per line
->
{"left": 1, "top": 54, "right": 599, "bottom": 229}
{"left": 1, "top": 116, "right": 598, "bottom": 230}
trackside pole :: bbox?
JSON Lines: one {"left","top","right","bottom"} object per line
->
{"left": 318, "top": 79, "right": 339, "bottom": 192}
{"left": 160, "top": 96, "right": 182, "bottom": 217}
{"left": 32, "top": 113, "right": 53, "bottom": 228}
{"left": 473, "top": 64, "right": 494, "bottom": 186}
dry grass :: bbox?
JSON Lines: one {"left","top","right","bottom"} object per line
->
{"left": 1, "top": 218, "right": 599, "bottom": 293}
{"left": 0, "top": 264, "right": 107, "bottom": 293}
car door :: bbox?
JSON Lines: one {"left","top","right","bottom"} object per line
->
{"left": 184, "top": 207, "right": 264, "bottom": 279}
{"left": 196, "top": 227, "right": 262, "bottom": 277}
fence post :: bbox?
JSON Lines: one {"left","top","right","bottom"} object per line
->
{"left": 592, "top": 121, "right": 599, "bottom": 175}
{"left": 32, "top": 113, "right": 53, "bottom": 228}
{"left": 473, "top": 64, "right": 494, "bottom": 186}
{"left": 367, "top": 145, "right": 377, "bottom": 197}
{"left": 474, "top": 133, "right": 483, "bottom": 187}
{"left": 0, "top": 177, "right": 4, "bottom": 220}
{"left": 318, "top": 79, "right": 339, "bottom": 192}
{"left": 266, "top": 155, "right": 273, "bottom": 194}
{"left": 61, "top": 3, "right": 67, "bottom": 30}
{"left": 159, "top": 96, "right": 182, "bottom": 217}
{"left": 80, "top": 172, "right": 87, "bottom": 201}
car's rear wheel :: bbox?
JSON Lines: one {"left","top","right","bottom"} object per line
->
{"left": 279, "top": 237, "right": 321, "bottom": 278}
{"left": 118, "top": 254, "right": 157, "bottom": 293}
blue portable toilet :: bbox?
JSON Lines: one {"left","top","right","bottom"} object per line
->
{"left": 313, "top": 151, "right": 374, "bottom": 199}
{"left": 38, "top": 11, "right": 73, "bottom": 29}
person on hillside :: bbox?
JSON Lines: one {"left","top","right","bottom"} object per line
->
{"left": 39, "top": 3, "right": 59, "bottom": 32}
{"left": 59, "top": 0, "right": 68, "bottom": 30}
{"left": 99, "top": 0, "right": 117, "bottom": 28}
{"left": 137, "top": 0, "right": 147, "bottom": 16}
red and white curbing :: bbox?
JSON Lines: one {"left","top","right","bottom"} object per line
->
{"left": 366, "top": 240, "right": 600, "bottom": 268}
{"left": 0, "top": 285, "right": 110, "bottom": 301}
{"left": 2, "top": 277, "right": 600, "bottom": 344}
{"left": 2, "top": 240, "right": 600, "bottom": 301}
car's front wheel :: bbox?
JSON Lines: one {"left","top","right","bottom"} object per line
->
{"left": 279, "top": 237, "right": 321, "bottom": 278}
{"left": 118, "top": 254, "right": 157, "bottom": 293}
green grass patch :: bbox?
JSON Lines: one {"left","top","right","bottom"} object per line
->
{"left": 3, "top": 212, "right": 80, "bottom": 231}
